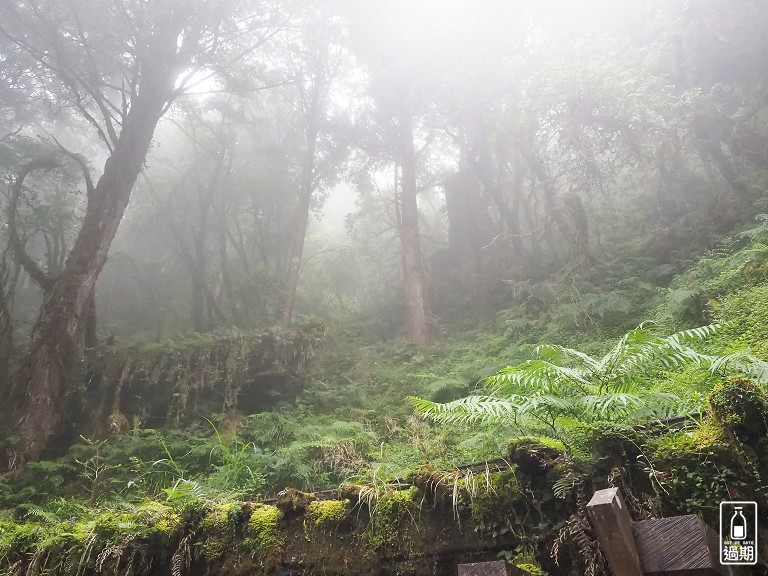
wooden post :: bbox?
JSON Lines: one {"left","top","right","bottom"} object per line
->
{"left": 586, "top": 487, "right": 644, "bottom": 576}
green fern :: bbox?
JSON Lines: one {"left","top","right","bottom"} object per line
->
{"left": 410, "top": 396, "right": 518, "bottom": 426}
{"left": 410, "top": 323, "right": 766, "bottom": 441}
{"left": 737, "top": 213, "right": 768, "bottom": 241}
{"left": 163, "top": 479, "right": 208, "bottom": 505}
{"left": 18, "top": 503, "right": 58, "bottom": 524}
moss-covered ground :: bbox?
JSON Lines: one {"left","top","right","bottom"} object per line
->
{"left": 2, "top": 391, "right": 767, "bottom": 575}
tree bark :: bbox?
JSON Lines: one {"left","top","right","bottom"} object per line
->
{"left": 443, "top": 168, "right": 488, "bottom": 273}
{"left": 0, "top": 258, "right": 19, "bottom": 396}
{"left": 189, "top": 148, "right": 226, "bottom": 332}
{"left": 9, "top": 13, "right": 188, "bottom": 468}
{"left": 398, "top": 97, "right": 432, "bottom": 347}
{"left": 279, "top": 74, "right": 322, "bottom": 328}
{"left": 692, "top": 113, "right": 752, "bottom": 203}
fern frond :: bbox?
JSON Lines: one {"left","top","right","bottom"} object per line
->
{"left": 742, "top": 242, "right": 768, "bottom": 256}
{"left": 489, "top": 360, "right": 589, "bottom": 394}
{"left": 668, "top": 323, "right": 720, "bottom": 343}
{"left": 408, "top": 395, "right": 517, "bottom": 425}
{"left": 512, "top": 393, "right": 575, "bottom": 416}
{"left": 580, "top": 391, "right": 679, "bottom": 419}
{"left": 737, "top": 214, "right": 768, "bottom": 241}
{"left": 596, "top": 328, "right": 656, "bottom": 381}
{"left": 412, "top": 322, "right": 743, "bottom": 441}
{"left": 19, "top": 504, "right": 58, "bottom": 524}
{"left": 580, "top": 393, "right": 645, "bottom": 417}
{"left": 602, "top": 324, "right": 718, "bottom": 390}
{"left": 163, "top": 479, "right": 208, "bottom": 504}
{"left": 171, "top": 534, "right": 192, "bottom": 576}
{"left": 701, "top": 351, "right": 768, "bottom": 384}
{"left": 535, "top": 344, "right": 601, "bottom": 372}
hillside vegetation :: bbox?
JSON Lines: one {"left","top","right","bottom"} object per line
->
{"left": 3, "top": 220, "right": 768, "bottom": 574}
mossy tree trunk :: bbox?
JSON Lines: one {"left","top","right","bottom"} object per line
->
{"left": 279, "top": 124, "right": 317, "bottom": 328}
{"left": 0, "top": 256, "right": 18, "bottom": 393}
{"left": 8, "top": 5, "right": 195, "bottom": 467}
{"left": 398, "top": 95, "right": 433, "bottom": 347}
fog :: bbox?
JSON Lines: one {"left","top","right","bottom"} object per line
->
{"left": 0, "top": 0, "right": 761, "bottom": 345}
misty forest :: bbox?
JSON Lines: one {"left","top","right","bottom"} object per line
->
{"left": 1, "top": 0, "right": 768, "bottom": 574}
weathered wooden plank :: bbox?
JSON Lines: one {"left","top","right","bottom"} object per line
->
{"left": 632, "top": 514, "right": 727, "bottom": 576}
{"left": 586, "top": 487, "right": 644, "bottom": 576}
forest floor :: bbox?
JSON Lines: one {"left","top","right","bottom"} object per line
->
{"left": 3, "top": 220, "right": 768, "bottom": 574}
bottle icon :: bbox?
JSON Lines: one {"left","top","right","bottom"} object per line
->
{"left": 731, "top": 506, "right": 747, "bottom": 540}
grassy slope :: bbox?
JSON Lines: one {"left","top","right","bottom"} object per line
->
{"left": 3, "top": 225, "right": 768, "bottom": 573}
{"left": 4, "top": 223, "right": 768, "bottom": 504}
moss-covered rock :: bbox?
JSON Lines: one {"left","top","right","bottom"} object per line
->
{"left": 507, "top": 438, "right": 562, "bottom": 476}
{"left": 133, "top": 500, "right": 183, "bottom": 539}
{"left": 199, "top": 501, "right": 244, "bottom": 560}
{"left": 649, "top": 412, "right": 760, "bottom": 523}
{"left": 305, "top": 498, "right": 349, "bottom": 530}
{"left": 652, "top": 420, "right": 728, "bottom": 460}
{"left": 708, "top": 376, "right": 768, "bottom": 438}
{"left": 245, "top": 503, "right": 282, "bottom": 559}
{"left": 275, "top": 487, "right": 316, "bottom": 512}
{"left": 363, "top": 486, "right": 419, "bottom": 549}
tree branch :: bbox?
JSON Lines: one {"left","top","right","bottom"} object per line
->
{"left": 0, "top": 125, "right": 23, "bottom": 143}
{"left": 49, "top": 136, "right": 96, "bottom": 202}
{"left": 7, "top": 158, "right": 59, "bottom": 292}
{"left": 66, "top": 0, "right": 120, "bottom": 143}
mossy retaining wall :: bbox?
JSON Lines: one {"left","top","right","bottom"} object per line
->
{"left": 71, "top": 327, "right": 325, "bottom": 441}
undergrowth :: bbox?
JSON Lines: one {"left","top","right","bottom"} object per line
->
{"left": 2, "top": 217, "right": 768, "bottom": 574}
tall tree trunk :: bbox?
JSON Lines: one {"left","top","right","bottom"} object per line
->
{"left": 83, "top": 289, "right": 97, "bottom": 349}
{"left": 9, "top": 17, "right": 186, "bottom": 468}
{"left": 443, "top": 170, "right": 475, "bottom": 270}
{"left": 191, "top": 204, "right": 209, "bottom": 333}
{"left": 279, "top": 185, "right": 313, "bottom": 328}
{"left": 219, "top": 225, "right": 242, "bottom": 326}
{"left": 192, "top": 134, "right": 229, "bottom": 332}
{"left": 279, "top": 77, "right": 321, "bottom": 328}
{"left": 0, "top": 251, "right": 20, "bottom": 395}
{"left": 190, "top": 189, "right": 212, "bottom": 333}
{"left": 509, "top": 150, "right": 527, "bottom": 257}
{"left": 443, "top": 166, "right": 491, "bottom": 274}
{"left": 0, "top": 280, "right": 15, "bottom": 397}
{"left": 398, "top": 97, "right": 432, "bottom": 347}
{"left": 692, "top": 113, "right": 752, "bottom": 203}
{"left": 191, "top": 267, "right": 208, "bottom": 333}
